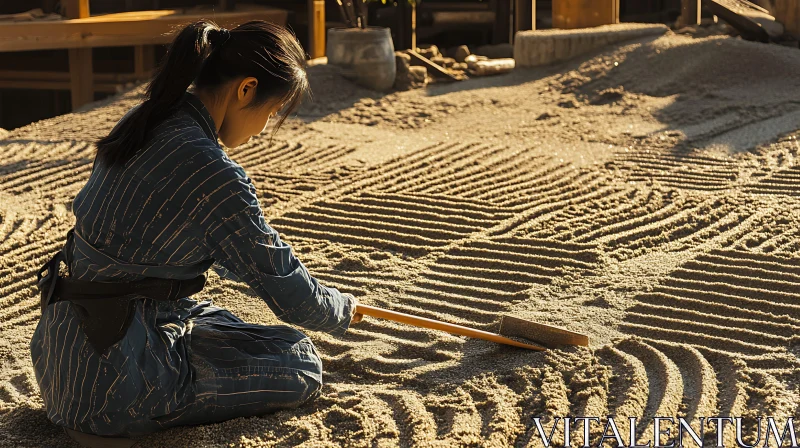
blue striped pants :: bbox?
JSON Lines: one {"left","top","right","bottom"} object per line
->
{"left": 30, "top": 298, "right": 324, "bottom": 437}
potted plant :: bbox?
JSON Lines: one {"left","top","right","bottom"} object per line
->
{"left": 326, "top": 0, "right": 420, "bottom": 92}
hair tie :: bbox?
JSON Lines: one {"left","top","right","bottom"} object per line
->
{"left": 210, "top": 28, "right": 231, "bottom": 49}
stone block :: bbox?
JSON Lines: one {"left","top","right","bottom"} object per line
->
{"left": 514, "top": 23, "right": 669, "bottom": 67}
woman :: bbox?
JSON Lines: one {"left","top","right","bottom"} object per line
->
{"left": 29, "top": 19, "right": 362, "bottom": 442}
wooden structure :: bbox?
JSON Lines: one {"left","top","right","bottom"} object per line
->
{"left": 0, "top": 1, "right": 288, "bottom": 110}
{"left": 552, "top": 0, "right": 620, "bottom": 29}
{"left": 308, "top": 0, "right": 326, "bottom": 58}
{"left": 395, "top": 0, "right": 414, "bottom": 50}
{"left": 679, "top": 0, "right": 701, "bottom": 27}
{"left": 515, "top": 23, "right": 669, "bottom": 67}
{"left": 705, "top": 0, "right": 781, "bottom": 42}
{"left": 515, "top": 0, "right": 536, "bottom": 33}
{"left": 393, "top": 0, "right": 537, "bottom": 50}
{"left": 774, "top": 0, "right": 800, "bottom": 36}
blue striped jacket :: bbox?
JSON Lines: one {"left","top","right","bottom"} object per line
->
{"left": 29, "top": 91, "right": 353, "bottom": 435}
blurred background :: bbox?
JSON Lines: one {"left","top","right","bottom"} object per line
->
{"left": 0, "top": 0, "right": 685, "bottom": 130}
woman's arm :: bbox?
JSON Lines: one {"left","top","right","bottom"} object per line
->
{"left": 189, "top": 147, "right": 356, "bottom": 336}
{"left": 211, "top": 260, "right": 241, "bottom": 281}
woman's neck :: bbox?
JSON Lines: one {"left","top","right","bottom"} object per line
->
{"left": 192, "top": 88, "right": 228, "bottom": 134}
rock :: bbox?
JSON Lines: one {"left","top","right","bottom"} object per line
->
{"left": 700, "top": 16, "right": 718, "bottom": 26}
{"left": 467, "top": 58, "right": 515, "bottom": 76}
{"left": 394, "top": 65, "right": 428, "bottom": 90}
{"left": 453, "top": 45, "right": 470, "bottom": 62}
{"left": 464, "top": 54, "right": 489, "bottom": 70}
{"left": 0, "top": 128, "right": 7, "bottom": 140}
{"left": 395, "top": 51, "right": 411, "bottom": 73}
{"left": 536, "top": 112, "right": 557, "bottom": 120}
{"left": 451, "top": 62, "right": 468, "bottom": 71}
{"left": 409, "top": 66, "right": 427, "bottom": 84}
{"left": 447, "top": 70, "right": 470, "bottom": 81}
{"left": 465, "top": 54, "right": 488, "bottom": 62}
{"left": 440, "top": 57, "right": 456, "bottom": 69}
{"left": 590, "top": 87, "right": 625, "bottom": 105}
{"left": 416, "top": 44, "right": 441, "bottom": 59}
{"left": 558, "top": 99, "right": 580, "bottom": 109}
{"left": 306, "top": 56, "right": 328, "bottom": 66}
{"left": 429, "top": 56, "right": 456, "bottom": 69}
{"left": 430, "top": 56, "right": 447, "bottom": 67}
{"left": 473, "top": 43, "right": 514, "bottom": 59}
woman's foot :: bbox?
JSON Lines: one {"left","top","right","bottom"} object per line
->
{"left": 63, "top": 428, "right": 136, "bottom": 448}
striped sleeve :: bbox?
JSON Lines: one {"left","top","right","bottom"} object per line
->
{"left": 188, "top": 143, "right": 355, "bottom": 336}
{"left": 211, "top": 260, "right": 241, "bottom": 281}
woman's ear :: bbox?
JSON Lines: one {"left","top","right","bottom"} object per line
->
{"left": 238, "top": 77, "right": 259, "bottom": 103}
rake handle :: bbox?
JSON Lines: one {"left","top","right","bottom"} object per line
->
{"left": 355, "top": 304, "right": 545, "bottom": 351}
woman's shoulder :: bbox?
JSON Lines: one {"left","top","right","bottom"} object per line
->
{"left": 147, "top": 108, "right": 216, "bottom": 149}
{"left": 122, "top": 109, "right": 247, "bottom": 194}
{"left": 142, "top": 109, "right": 233, "bottom": 165}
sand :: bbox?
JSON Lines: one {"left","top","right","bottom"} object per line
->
{"left": 1, "top": 29, "right": 799, "bottom": 447}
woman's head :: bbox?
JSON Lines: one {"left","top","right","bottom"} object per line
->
{"left": 95, "top": 19, "right": 309, "bottom": 168}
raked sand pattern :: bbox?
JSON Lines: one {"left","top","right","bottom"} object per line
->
{"left": 0, "top": 30, "right": 799, "bottom": 447}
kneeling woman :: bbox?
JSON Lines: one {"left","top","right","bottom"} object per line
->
{"left": 30, "top": 19, "right": 361, "bottom": 441}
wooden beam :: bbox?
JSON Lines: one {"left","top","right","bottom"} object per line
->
{"left": 0, "top": 8, "right": 289, "bottom": 34}
{"left": 308, "top": 0, "right": 325, "bottom": 58}
{"left": 0, "top": 70, "right": 149, "bottom": 93}
{"left": 68, "top": 48, "right": 93, "bottom": 109}
{"left": 64, "top": 0, "right": 93, "bottom": 111}
{"left": 705, "top": 0, "right": 776, "bottom": 42}
{"left": 134, "top": 45, "right": 155, "bottom": 78}
{"left": 0, "top": 8, "right": 289, "bottom": 53}
{"left": 552, "top": 0, "right": 619, "bottom": 29}
{"left": 64, "top": 0, "right": 90, "bottom": 19}
{"left": 679, "top": 0, "right": 701, "bottom": 27}
{"left": 43, "top": 0, "right": 59, "bottom": 15}
{"left": 494, "top": 0, "right": 512, "bottom": 43}
{"left": 411, "top": 4, "right": 417, "bottom": 50}
{"left": 515, "top": 0, "right": 535, "bottom": 33}
{"left": 407, "top": 49, "right": 460, "bottom": 81}
{"left": 0, "top": 70, "right": 148, "bottom": 83}
{"left": 396, "top": 0, "right": 413, "bottom": 50}
{"left": 0, "top": 79, "right": 126, "bottom": 93}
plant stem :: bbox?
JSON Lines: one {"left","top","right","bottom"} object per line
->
{"left": 336, "top": 0, "right": 353, "bottom": 27}
{"left": 345, "top": 0, "right": 357, "bottom": 28}
{"left": 358, "top": 0, "right": 368, "bottom": 28}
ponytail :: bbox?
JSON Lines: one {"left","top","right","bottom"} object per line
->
{"left": 94, "top": 19, "right": 308, "bottom": 170}
{"left": 95, "top": 21, "right": 222, "bottom": 169}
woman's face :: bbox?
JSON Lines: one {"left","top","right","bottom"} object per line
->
{"left": 218, "top": 77, "right": 283, "bottom": 148}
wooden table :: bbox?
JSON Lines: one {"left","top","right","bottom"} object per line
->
{"left": 0, "top": 7, "right": 289, "bottom": 52}
{"left": 0, "top": 2, "right": 288, "bottom": 110}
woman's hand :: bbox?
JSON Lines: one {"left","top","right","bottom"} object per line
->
{"left": 344, "top": 293, "right": 363, "bottom": 325}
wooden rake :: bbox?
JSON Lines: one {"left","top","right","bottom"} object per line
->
{"left": 356, "top": 304, "right": 589, "bottom": 351}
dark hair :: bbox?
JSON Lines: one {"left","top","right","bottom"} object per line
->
{"left": 94, "top": 19, "right": 310, "bottom": 169}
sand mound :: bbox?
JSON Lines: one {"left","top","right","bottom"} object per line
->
{"left": 1, "top": 32, "right": 799, "bottom": 447}
{"left": 557, "top": 34, "right": 800, "bottom": 152}
{"left": 572, "top": 34, "right": 800, "bottom": 99}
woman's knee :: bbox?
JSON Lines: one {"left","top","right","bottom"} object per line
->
{"left": 298, "top": 337, "right": 324, "bottom": 402}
